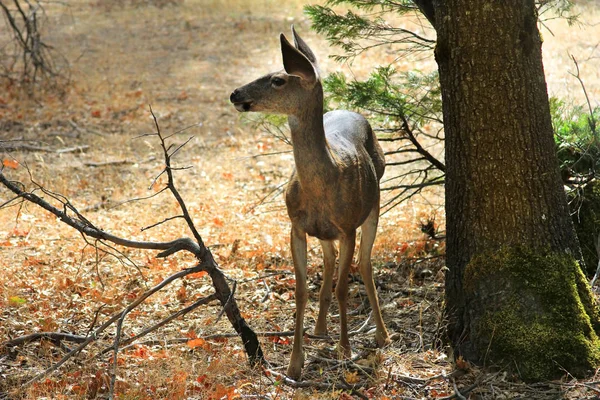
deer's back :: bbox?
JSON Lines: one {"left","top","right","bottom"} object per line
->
{"left": 323, "top": 110, "right": 385, "bottom": 180}
{"left": 285, "top": 110, "right": 385, "bottom": 240}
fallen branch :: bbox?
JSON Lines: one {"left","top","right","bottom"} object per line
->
{"left": 0, "top": 143, "right": 89, "bottom": 153}
{"left": 19, "top": 264, "right": 206, "bottom": 387}
{"left": 98, "top": 293, "right": 219, "bottom": 357}
{"left": 84, "top": 160, "right": 135, "bottom": 167}
{"left": 4, "top": 332, "right": 87, "bottom": 348}
{"left": 6, "top": 328, "right": 303, "bottom": 359}
{"left": 0, "top": 107, "right": 264, "bottom": 390}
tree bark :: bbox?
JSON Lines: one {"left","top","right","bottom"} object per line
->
{"left": 430, "top": 0, "right": 600, "bottom": 379}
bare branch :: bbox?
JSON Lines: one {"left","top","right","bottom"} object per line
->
{"left": 4, "top": 332, "right": 87, "bottom": 348}
{"left": 1, "top": 108, "right": 266, "bottom": 386}
{"left": 399, "top": 113, "right": 445, "bottom": 172}
{"left": 98, "top": 293, "right": 219, "bottom": 357}
{"left": 569, "top": 55, "right": 597, "bottom": 138}
{"left": 22, "top": 263, "right": 207, "bottom": 386}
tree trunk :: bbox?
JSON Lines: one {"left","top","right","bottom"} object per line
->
{"left": 430, "top": 0, "right": 600, "bottom": 380}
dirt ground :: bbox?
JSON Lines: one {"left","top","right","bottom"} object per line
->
{"left": 0, "top": 1, "right": 599, "bottom": 399}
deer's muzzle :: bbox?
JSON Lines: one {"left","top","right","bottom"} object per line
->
{"left": 230, "top": 89, "right": 253, "bottom": 112}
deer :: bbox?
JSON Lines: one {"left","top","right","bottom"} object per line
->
{"left": 230, "top": 26, "right": 390, "bottom": 380}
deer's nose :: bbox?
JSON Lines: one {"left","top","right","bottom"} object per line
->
{"left": 230, "top": 89, "right": 240, "bottom": 103}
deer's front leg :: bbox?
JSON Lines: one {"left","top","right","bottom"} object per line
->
{"left": 315, "top": 240, "right": 336, "bottom": 336}
{"left": 336, "top": 231, "right": 356, "bottom": 358}
{"left": 287, "top": 225, "right": 308, "bottom": 380}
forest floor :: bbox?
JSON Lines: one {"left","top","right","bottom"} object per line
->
{"left": 0, "top": 0, "right": 599, "bottom": 399}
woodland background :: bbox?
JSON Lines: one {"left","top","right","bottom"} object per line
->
{"left": 0, "top": 0, "right": 599, "bottom": 398}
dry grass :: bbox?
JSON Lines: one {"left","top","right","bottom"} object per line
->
{"left": 0, "top": 1, "right": 599, "bottom": 399}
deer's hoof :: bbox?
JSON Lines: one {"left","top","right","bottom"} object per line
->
{"left": 286, "top": 362, "right": 303, "bottom": 381}
{"left": 313, "top": 325, "right": 327, "bottom": 337}
{"left": 337, "top": 342, "right": 352, "bottom": 359}
{"left": 286, "top": 352, "right": 304, "bottom": 381}
{"left": 376, "top": 330, "right": 391, "bottom": 348}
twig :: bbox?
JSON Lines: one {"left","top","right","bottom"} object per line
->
{"left": 55, "top": 145, "right": 89, "bottom": 154}
{"left": 396, "top": 113, "right": 446, "bottom": 172}
{"left": 439, "top": 382, "right": 477, "bottom": 400}
{"left": 86, "top": 304, "right": 107, "bottom": 336}
{"left": 451, "top": 377, "right": 467, "bottom": 400}
{"left": 84, "top": 160, "right": 135, "bottom": 167}
{"left": 98, "top": 293, "right": 218, "bottom": 356}
{"left": 0, "top": 143, "right": 89, "bottom": 153}
{"left": 569, "top": 55, "right": 597, "bottom": 137}
{"left": 0, "top": 107, "right": 265, "bottom": 382}
{"left": 21, "top": 264, "right": 207, "bottom": 386}
{"left": 68, "top": 119, "right": 104, "bottom": 136}
{"left": 0, "top": 172, "right": 205, "bottom": 256}
{"left": 3, "top": 332, "right": 87, "bottom": 348}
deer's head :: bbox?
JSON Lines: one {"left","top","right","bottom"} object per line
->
{"left": 230, "top": 26, "right": 321, "bottom": 116}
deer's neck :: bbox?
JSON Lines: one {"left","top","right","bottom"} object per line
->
{"left": 288, "top": 98, "right": 335, "bottom": 187}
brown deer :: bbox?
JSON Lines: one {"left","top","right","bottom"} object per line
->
{"left": 230, "top": 26, "right": 390, "bottom": 379}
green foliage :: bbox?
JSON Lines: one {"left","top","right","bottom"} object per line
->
{"left": 322, "top": 65, "right": 445, "bottom": 211}
{"left": 552, "top": 97, "right": 600, "bottom": 182}
{"left": 537, "top": 0, "right": 578, "bottom": 26}
{"left": 302, "top": 0, "right": 584, "bottom": 213}
{"left": 243, "top": 113, "right": 291, "bottom": 145}
{"left": 306, "top": 0, "right": 443, "bottom": 211}
{"left": 324, "top": 67, "right": 442, "bottom": 126}
{"left": 551, "top": 97, "right": 600, "bottom": 276}
{"left": 571, "top": 180, "right": 600, "bottom": 277}
{"left": 305, "top": 1, "right": 433, "bottom": 62}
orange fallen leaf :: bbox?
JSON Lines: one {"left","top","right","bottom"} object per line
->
{"left": 213, "top": 217, "right": 224, "bottom": 227}
{"left": 176, "top": 285, "right": 187, "bottom": 302}
{"left": 455, "top": 355, "right": 471, "bottom": 371}
{"left": 131, "top": 345, "right": 151, "bottom": 359}
{"left": 187, "top": 338, "right": 211, "bottom": 351}
{"left": 431, "top": 389, "right": 453, "bottom": 398}
{"left": 269, "top": 336, "right": 290, "bottom": 345}
{"left": 185, "top": 330, "right": 197, "bottom": 339}
{"left": 3, "top": 159, "right": 18, "bottom": 169}
{"left": 189, "top": 271, "right": 208, "bottom": 279}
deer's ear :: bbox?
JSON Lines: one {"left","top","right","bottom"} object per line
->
{"left": 291, "top": 25, "right": 317, "bottom": 65}
{"left": 280, "top": 33, "right": 317, "bottom": 84}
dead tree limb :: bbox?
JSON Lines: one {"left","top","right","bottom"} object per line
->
{"left": 4, "top": 332, "right": 88, "bottom": 348}
{"left": 0, "top": 108, "right": 265, "bottom": 388}
{"left": 0, "top": 0, "right": 69, "bottom": 90}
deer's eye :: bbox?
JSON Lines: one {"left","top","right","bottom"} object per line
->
{"left": 271, "top": 77, "right": 286, "bottom": 87}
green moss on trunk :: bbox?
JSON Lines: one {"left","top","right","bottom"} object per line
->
{"left": 464, "top": 247, "right": 600, "bottom": 381}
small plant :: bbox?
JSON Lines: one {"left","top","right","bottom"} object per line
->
{"left": 552, "top": 96, "right": 600, "bottom": 277}
{"left": 552, "top": 97, "right": 600, "bottom": 185}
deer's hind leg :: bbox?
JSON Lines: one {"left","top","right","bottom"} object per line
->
{"left": 315, "top": 240, "right": 337, "bottom": 336}
{"left": 335, "top": 231, "right": 356, "bottom": 357}
{"left": 357, "top": 202, "right": 390, "bottom": 348}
